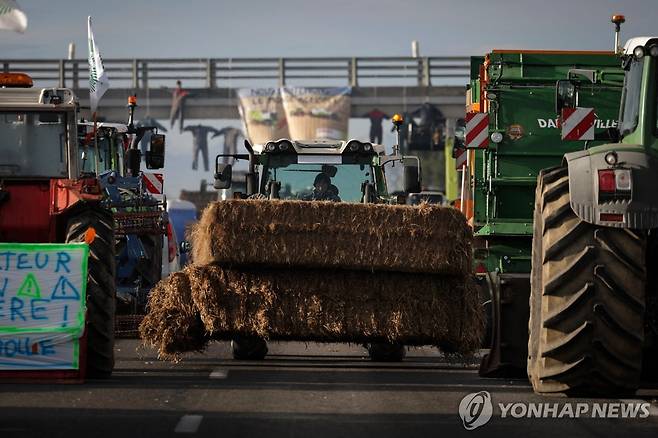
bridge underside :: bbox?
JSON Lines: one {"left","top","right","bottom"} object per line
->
{"left": 78, "top": 86, "right": 466, "bottom": 122}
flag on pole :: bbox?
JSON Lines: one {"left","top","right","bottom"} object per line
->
{"left": 0, "top": 0, "right": 27, "bottom": 33}
{"left": 87, "top": 16, "right": 109, "bottom": 113}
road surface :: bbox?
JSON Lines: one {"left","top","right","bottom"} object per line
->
{"left": 1, "top": 340, "right": 657, "bottom": 437}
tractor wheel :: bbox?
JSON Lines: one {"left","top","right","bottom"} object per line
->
{"left": 367, "top": 343, "right": 406, "bottom": 362}
{"left": 231, "top": 336, "right": 268, "bottom": 360}
{"left": 528, "top": 167, "right": 561, "bottom": 383}
{"left": 529, "top": 166, "right": 646, "bottom": 395}
{"left": 66, "top": 208, "right": 116, "bottom": 378}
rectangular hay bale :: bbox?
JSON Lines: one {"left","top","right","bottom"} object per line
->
{"left": 140, "top": 264, "right": 484, "bottom": 358}
{"left": 139, "top": 272, "right": 208, "bottom": 358}
{"left": 191, "top": 200, "right": 472, "bottom": 275}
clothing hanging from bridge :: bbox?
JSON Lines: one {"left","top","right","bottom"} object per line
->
{"left": 184, "top": 125, "right": 222, "bottom": 171}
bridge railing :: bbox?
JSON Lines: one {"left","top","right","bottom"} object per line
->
{"left": 0, "top": 57, "right": 470, "bottom": 89}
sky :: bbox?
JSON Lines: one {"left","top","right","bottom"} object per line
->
{"left": 2, "top": 0, "right": 657, "bottom": 196}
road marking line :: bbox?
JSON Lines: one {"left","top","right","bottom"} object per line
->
{"left": 210, "top": 368, "right": 228, "bottom": 379}
{"left": 175, "top": 415, "right": 203, "bottom": 434}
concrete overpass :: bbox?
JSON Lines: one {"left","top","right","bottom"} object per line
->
{"left": 1, "top": 57, "right": 469, "bottom": 121}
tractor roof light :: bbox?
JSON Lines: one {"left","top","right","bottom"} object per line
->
{"left": 127, "top": 95, "right": 137, "bottom": 106}
{"left": 345, "top": 140, "right": 374, "bottom": 154}
{"left": 611, "top": 14, "right": 626, "bottom": 25}
{"left": 633, "top": 46, "right": 646, "bottom": 59}
{"left": 0, "top": 72, "right": 33, "bottom": 88}
{"left": 277, "top": 140, "right": 293, "bottom": 151}
{"left": 649, "top": 45, "right": 658, "bottom": 57}
{"left": 264, "top": 139, "right": 294, "bottom": 153}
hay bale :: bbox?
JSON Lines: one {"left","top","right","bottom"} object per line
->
{"left": 191, "top": 200, "right": 472, "bottom": 275}
{"left": 141, "top": 264, "right": 483, "bottom": 356}
{"left": 139, "top": 272, "right": 208, "bottom": 359}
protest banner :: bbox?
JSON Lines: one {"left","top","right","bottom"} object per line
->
{"left": 0, "top": 243, "right": 88, "bottom": 370}
{"left": 238, "top": 88, "right": 290, "bottom": 144}
{"left": 280, "top": 87, "right": 351, "bottom": 140}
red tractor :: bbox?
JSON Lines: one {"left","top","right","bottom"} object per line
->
{"left": 0, "top": 73, "right": 115, "bottom": 377}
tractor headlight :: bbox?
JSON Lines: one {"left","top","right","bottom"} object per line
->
{"left": 605, "top": 151, "right": 618, "bottom": 165}
{"left": 265, "top": 142, "right": 277, "bottom": 152}
{"left": 490, "top": 132, "right": 503, "bottom": 143}
{"left": 649, "top": 45, "right": 658, "bottom": 57}
{"left": 633, "top": 45, "right": 646, "bottom": 59}
{"left": 363, "top": 143, "right": 373, "bottom": 151}
{"left": 277, "top": 140, "right": 292, "bottom": 151}
{"left": 348, "top": 141, "right": 360, "bottom": 152}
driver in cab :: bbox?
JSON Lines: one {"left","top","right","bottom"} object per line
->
{"left": 305, "top": 173, "right": 341, "bottom": 202}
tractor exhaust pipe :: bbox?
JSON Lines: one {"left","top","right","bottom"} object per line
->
{"left": 611, "top": 14, "right": 626, "bottom": 55}
{"left": 243, "top": 139, "right": 258, "bottom": 195}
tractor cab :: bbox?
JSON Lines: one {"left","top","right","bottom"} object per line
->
{"left": 214, "top": 136, "right": 421, "bottom": 203}
{"left": 0, "top": 76, "right": 79, "bottom": 181}
{"left": 0, "top": 73, "right": 104, "bottom": 243}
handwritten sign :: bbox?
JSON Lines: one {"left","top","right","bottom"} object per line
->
{"left": 0, "top": 243, "right": 88, "bottom": 370}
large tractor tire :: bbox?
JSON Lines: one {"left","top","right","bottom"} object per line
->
{"left": 231, "top": 336, "right": 268, "bottom": 360}
{"left": 528, "top": 166, "right": 646, "bottom": 395}
{"left": 66, "top": 208, "right": 116, "bottom": 378}
{"left": 367, "top": 343, "right": 406, "bottom": 362}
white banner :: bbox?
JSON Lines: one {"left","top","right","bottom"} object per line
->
{"left": 0, "top": 0, "right": 27, "bottom": 33}
{"left": 281, "top": 87, "right": 351, "bottom": 141}
{"left": 87, "top": 16, "right": 109, "bottom": 113}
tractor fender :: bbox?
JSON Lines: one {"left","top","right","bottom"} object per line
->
{"left": 564, "top": 147, "right": 658, "bottom": 229}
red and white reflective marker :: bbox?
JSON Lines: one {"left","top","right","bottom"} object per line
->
{"left": 142, "top": 172, "right": 164, "bottom": 200}
{"left": 455, "top": 148, "right": 467, "bottom": 170}
{"left": 465, "top": 112, "right": 489, "bottom": 149}
{"left": 561, "top": 107, "right": 595, "bottom": 141}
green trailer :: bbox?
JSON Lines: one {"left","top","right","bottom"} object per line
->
{"left": 463, "top": 51, "right": 624, "bottom": 377}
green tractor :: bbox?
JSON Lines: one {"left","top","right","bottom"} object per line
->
{"left": 465, "top": 50, "right": 624, "bottom": 379}
{"left": 213, "top": 127, "right": 421, "bottom": 361}
{"left": 528, "top": 33, "right": 658, "bottom": 395}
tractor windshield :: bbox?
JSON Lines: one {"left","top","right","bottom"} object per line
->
{"left": 619, "top": 57, "right": 644, "bottom": 137}
{"left": 262, "top": 163, "right": 374, "bottom": 202}
{"left": 0, "top": 111, "right": 68, "bottom": 178}
{"left": 79, "top": 134, "right": 124, "bottom": 174}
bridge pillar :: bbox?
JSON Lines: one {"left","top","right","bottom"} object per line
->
{"left": 206, "top": 58, "right": 216, "bottom": 89}
{"left": 278, "top": 58, "right": 286, "bottom": 87}
{"left": 350, "top": 58, "right": 358, "bottom": 87}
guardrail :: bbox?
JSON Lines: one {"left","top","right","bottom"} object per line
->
{"left": 0, "top": 57, "right": 470, "bottom": 89}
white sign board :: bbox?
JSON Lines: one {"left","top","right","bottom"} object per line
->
{"left": 0, "top": 243, "right": 88, "bottom": 370}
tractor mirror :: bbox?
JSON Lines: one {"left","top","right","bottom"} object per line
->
{"left": 214, "top": 163, "right": 233, "bottom": 189}
{"left": 145, "top": 134, "right": 166, "bottom": 169}
{"left": 403, "top": 163, "right": 421, "bottom": 194}
{"left": 555, "top": 80, "right": 577, "bottom": 114}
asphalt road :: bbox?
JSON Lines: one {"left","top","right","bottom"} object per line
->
{"left": 1, "top": 340, "right": 657, "bottom": 438}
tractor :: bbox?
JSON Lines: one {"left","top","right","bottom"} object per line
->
{"left": 0, "top": 73, "right": 115, "bottom": 377}
{"left": 213, "top": 118, "right": 422, "bottom": 361}
{"left": 77, "top": 98, "right": 168, "bottom": 328}
{"left": 528, "top": 29, "right": 658, "bottom": 395}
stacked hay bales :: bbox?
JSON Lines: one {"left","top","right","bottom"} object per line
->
{"left": 141, "top": 200, "right": 481, "bottom": 359}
